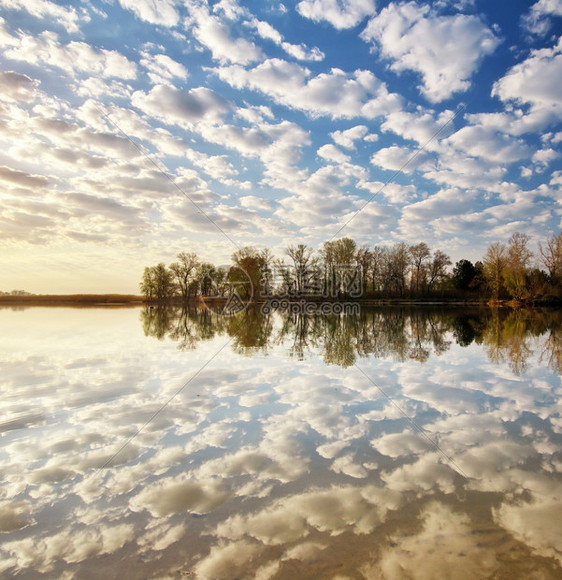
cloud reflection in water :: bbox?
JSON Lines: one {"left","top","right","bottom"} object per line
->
{"left": 0, "top": 305, "right": 561, "bottom": 578}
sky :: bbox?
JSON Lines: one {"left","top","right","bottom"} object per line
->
{"left": 0, "top": 0, "right": 561, "bottom": 294}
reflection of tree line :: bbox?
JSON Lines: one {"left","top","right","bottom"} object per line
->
{"left": 140, "top": 306, "right": 562, "bottom": 372}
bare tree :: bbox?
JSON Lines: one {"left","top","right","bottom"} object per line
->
{"left": 540, "top": 232, "right": 562, "bottom": 284}
{"left": 286, "top": 244, "right": 315, "bottom": 295}
{"left": 409, "top": 242, "right": 430, "bottom": 295}
{"left": 356, "top": 245, "right": 372, "bottom": 295}
{"left": 386, "top": 242, "right": 410, "bottom": 297}
{"left": 427, "top": 250, "right": 452, "bottom": 293}
{"left": 371, "top": 246, "right": 386, "bottom": 294}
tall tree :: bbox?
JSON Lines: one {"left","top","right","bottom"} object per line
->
{"left": 426, "top": 250, "right": 452, "bottom": 293}
{"left": 152, "top": 263, "right": 175, "bottom": 302}
{"left": 409, "top": 242, "right": 431, "bottom": 295}
{"left": 452, "top": 259, "right": 477, "bottom": 291}
{"left": 387, "top": 242, "right": 410, "bottom": 297}
{"left": 539, "top": 232, "right": 562, "bottom": 286}
{"left": 231, "top": 246, "right": 266, "bottom": 299}
{"left": 356, "top": 245, "right": 372, "bottom": 295}
{"left": 285, "top": 244, "right": 315, "bottom": 295}
{"left": 370, "top": 246, "right": 386, "bottom": 294}
{"left": 139, "top": 266, "right": 155, "bottom": 301}
{"left": 483, "top": 242, "right": 507, "bottom": 300}
{"left": 322, "top": 237, "right": 358, "bottom": 296}
{"left": 169, "top": 252, "right": 200, "bottom": 302}
{"left": 503, "top": 232, "right": 532, "bottom": 300}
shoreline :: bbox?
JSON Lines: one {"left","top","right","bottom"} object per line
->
{"left": 1, "top": 294, "right": 560, "bottom": 308}
{"left": 0, "top": 294, "right": 144, "bottom": 307}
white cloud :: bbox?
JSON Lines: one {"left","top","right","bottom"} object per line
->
{"left": 0, "top": 0, "right": 90, "bottom": 34}
{"left": 188, "top": 5, "right": 264, "bottom": 64}
{"left": 275, "top": 165, "right": 360, "bottom": 228}
{"left": 118, "top": 0, "right": 180, "bottom": 27}
{"left": 297, "top": 0, "right": 377, "bottom": 30}
{"left": 361, "top": 2, "right": 500, "bottom": 102}
{"left": 522, "top": 0, "right": 562, "bottom": 35}
{"left": 209, "top": 1, "right": 325, "bottom": 62}
{"left": 532, "top": 147, "right": 560, "bottom": 166}
{"left": 397, "top": 188, "right": 481, "bottom": 239}
{"left": 280, "top": 41, "right": 325, "bottom": 61}
{"left": 0, "top": 71, "right": 37, "bottom": 102}
{"left": 1, "top": 30, "right": 137, "bottom": 80}
{"left": 139, "top": 52, "right": 187, "bottom": 84}
{"left": 371, "top": 145, "right": 433, "bottom": 174}
{"left": 240, "top": 196, "right": 273, "bottom": 211}
{"left": 445, "top": 125, "right": 531, "bottom": 163}
{"left": 492, "top": 38, "right": 562, "bottom": 132}
{"left": 357, "top": 180, "right": 415, "bottom": 204}
{"left": 0, "top": 165, "right": 49, "bottom": 188}
{"left": 317, "top": 143, "right": 351, "bottom": 163}
{"left": 330, "top": 125, "right": 368, "bottom": 149}
{"left": 131, "top": 84, "right": 231, "bottom": 128}
{"left": 250, "top": 17, "right": 325, "bottom": 61}
{"left": 381, "top": 108, "right": 456, "bottom": 149}
{"left": 214, "top": 59, "right": 402, "bottom": 119}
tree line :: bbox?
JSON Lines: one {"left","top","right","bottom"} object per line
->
{"left": 140, "top": 232, "right": 562, "bottom": 304}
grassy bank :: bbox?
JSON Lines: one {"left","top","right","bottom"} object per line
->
{"left": 0, "top": 294, "right": 144, "bottom": 307}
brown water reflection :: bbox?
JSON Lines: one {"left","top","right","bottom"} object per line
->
{"left": 0, "top": 306, "right": 561, "bottom": 578}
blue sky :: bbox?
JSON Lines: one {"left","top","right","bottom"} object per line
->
{"left": 0, "top": 0, "right": 561, "bottom": 293}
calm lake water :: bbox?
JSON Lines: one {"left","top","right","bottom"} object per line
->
{"left": 1, "top": 305, "right": 561, "bottom": 579}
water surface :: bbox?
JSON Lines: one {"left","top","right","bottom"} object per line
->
{"left": 1, "top": 306, "right": 561, "bottom": 578}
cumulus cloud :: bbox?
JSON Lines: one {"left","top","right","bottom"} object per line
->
{"left": 522, "top": 0, "right": 562, "bottom": 36}
{"left": 139, "top": 51, "right": 187, "bottom": 84}
{"left": 0, "top": 71, "right": 37, "bottom": 101}
{"left": 330, "top": 125, "right": 369, "bottom": 149}
{"left": 188, "top": 4, "right": 264, "bottom": 64}
{"left": 317, "top": 143, "right": 351, "bottom": 163}
{"left": 0, "top": 165, "right": 49, "bottom": 188}
{"left": 492, "top": 38, "right": 562, "bottom": 132}
{"left": 214, "top": 58, "right": 402, "bottom": 119}
{"left": 297, "top": 0, "right": 377, "bottom": 30}
{"left": 131, "top": 84, "right": 231, "bottom": 127}
{"left": 445, "top": 124, "right": 531, "bottom": 163}
{"left": 280, "top": 41, "right": 325, "bottom": 61}
{"left": 118, "top": 0, "right": 180, "bottom": 27}
{"left": 361, "top": 2, "right": 500, "bottom": 102}
{"left": 381, "top": 108, "right": 457, "bottom": 149}
{"left": 532, "top": 147, "right": 560, "bottom": 167}
{"left": 371, "top": 145, "right": 433, "bottom": 174}
{"left": 1, "top": 29, "right": 137, "bottom": 80}
{"left": 0, "top": 0, "right": 90, "bottom": 34}
{"left": 248, "top": 15, "right": 324, "bottom": 61}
